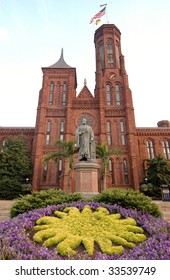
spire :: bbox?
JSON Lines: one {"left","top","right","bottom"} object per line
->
{"left": 84, "top": 78, "right": 87, "bottom": 86}
{"left": 48, "top": 49, "right": 73, "bottom": 68}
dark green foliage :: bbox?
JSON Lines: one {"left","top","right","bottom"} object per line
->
{"left": 0, "top": 178, "right": 22, "bottom": 199}
{"left": 10, "top": 189, "right": 84, "bottom": 218}
{"left": 146, "top": 155, "right": 170, "bottom": 186}
{"left": 21, "top": 183, "right": 32, "bottom": 195}
{"left": 10, "top": 188, "right": 162, "bottom": 218}
{"left": 0, "top": 137, "right": 32, "bottom": 199}
{"left": 141, "top": 155, "right": 170, "bottom": 199}
{"left": 45, "top": 140, "right": 78, "bottom": 192}
{"left": 144, "top": 155, "right": 170, "bottom": 199}
{"left": 96, "top": 143, "right": 122, "bottom": 189}
{"left": 140, "top": 183, "right": 161, "bottom": 200}
{"left": 93, "top": 188, "right": 162, "bottom": 217}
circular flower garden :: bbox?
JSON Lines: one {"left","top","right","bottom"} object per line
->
{"left": 0, "top": 202, "right": 170, "bottom": 260}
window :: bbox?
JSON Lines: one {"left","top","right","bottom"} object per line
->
{"left": 99, "top": 41, "right": 105, "bottom": 69}
{"left": 62, "top": 83, "right": 67, "bottom": 105}
{"left": 60, "top": 121, "right": 64, "bottom": 141}
{"left": 57, "top": 159, "right": 62, "bottom": 185}
{"left": 162, "top": 140, "right": 170, "bottom": 159}
{"left": 106, "top": 84, "right": 111, "bottom": 105}
{"left": 115, "top": 41, "right": 120, "bottom": 68}
{"left": 107, "top": 39, "right": 114, "bottom": 68}
{"left": 58, "top": 159, "right": 62, "bottom": 171}
{"left": 109, "top": 159, "right": 112, "bottom": 172}
{"left": 109, "top": 159, "right": 114, "bottom": 184}
{"left": 107, "top": 121, "right": 112, "bottom": 145}
{"left": 146, "top": 140, "right": 155, "bottom": 159}
{"left": 115, "top": 84, "right": 121, "bottom": 105}
{"left": 46, "top": 121, "right": 51, "bottom": 145}
{"left": 43, "top": 162, "right": 47, "bottom": 182}
{"left": 2, "top": 139, "right": 6, "bottom": 146}
{"left": 49, "top": 83, "right": 54, "bottom": 105}
{"left": 123, "top": 159, "right": 129, "bottom": 184}
{"left": 120, "top": 121, "right": 126, "bottom": 145}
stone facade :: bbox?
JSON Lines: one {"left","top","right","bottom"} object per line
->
{"left": 0, "top": 24, "right": 170, "bottom": 192}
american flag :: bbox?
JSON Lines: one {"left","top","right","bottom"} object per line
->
{"left": 89, "top": 7, "right": 106, "bottom": 24}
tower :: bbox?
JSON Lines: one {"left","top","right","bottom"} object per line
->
{"left": 93, "top": 24, "right": 139, "bottom": 189}
{"left": 32, "top": 50, "right": 77, "bottom": 191}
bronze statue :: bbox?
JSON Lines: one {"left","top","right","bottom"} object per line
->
{"left": 76, "top": 118, "right": 96, "bottom": 162}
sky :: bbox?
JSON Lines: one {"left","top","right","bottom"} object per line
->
{"left": 0, "top": 0, "right": 170, "bottom": 128}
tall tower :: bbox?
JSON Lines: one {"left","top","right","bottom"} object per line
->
{"left": 32, "top": 50, "right": 77, "bottom": 191}
{"left": 94, "top": 24, "right": 139, "bottom": 189}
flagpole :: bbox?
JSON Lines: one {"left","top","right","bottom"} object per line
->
{"left": 106, "top": 6, "right": 109, "bottom": 23}
{"left": 100, "top": 3, "right": 111, "bottom": 23}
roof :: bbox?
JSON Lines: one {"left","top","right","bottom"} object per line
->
{"left": 0, "top": 127, "right": 34, "bottom": 129}
{"left": 136, "top": 127, "right": 170, "bottom": 130}
{"left": 48, "top": 48, "right": 73, "bottom": 69}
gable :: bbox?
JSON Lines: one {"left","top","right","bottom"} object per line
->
{"left": 77, "top": 85, "right": 94, "bottom": 99}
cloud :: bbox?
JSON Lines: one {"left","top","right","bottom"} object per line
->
{"left": 0, "top": 27, "right": 10, "bottom": 41}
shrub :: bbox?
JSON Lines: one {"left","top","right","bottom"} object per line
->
{"left": 0, "top": 178, "right": 22, "bottom": 200}
{"left": 140, "top": 183, "right": 162, "bottom": 200}
{"left": 92, "top": 188, "right": 162, "bottom": 218}
{"left": 10, "top": 189, "right": 83, "bottom": 218}
{"left": 20, "top": 183, "right": 32, "bottom": 195}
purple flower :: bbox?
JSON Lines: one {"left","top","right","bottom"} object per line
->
{"left": 0, "top": 202, "right": 170, "bottom": 260}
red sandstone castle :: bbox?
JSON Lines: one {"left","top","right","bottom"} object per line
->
{"left": 0, "top": 24, "right": 170, "bottom": 192}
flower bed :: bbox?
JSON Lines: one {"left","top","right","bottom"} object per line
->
{"left": 0, "top": 202, "right": 170, "bottom": 260}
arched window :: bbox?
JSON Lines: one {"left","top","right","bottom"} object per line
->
{"left": 146, "top": 140, "right": 155, "bottom": 159}
{"left": 115, "top": 41, "right": 120, "bottom": 68}
{"left": 62, "top": 83, "right": 67, "bottom": 105}
{"left": 107, "top": 39, "right": 114, "bottom": 68}
{"left": 43, "top": 162, "right": 48, "bottom": 182}
{"left": 123, "top": 159, "right": 129, "bottom": 184}
{"left": 99, "top": 41, "right": 105, "bottom": 69}
{"left": 106, "top": 84, "right": 111, "bottom": 105}
{"left": 2, "top": 139, "right": 6, "bottom": 146}
{"left": 115, "top": 84, "right": 121, "bottom": 105}
{"left": 107, "top": 121, "right": 112, "bottom": 145}
{"left": 60, "top": 121, "right": 64, "bottom": 141}
{"left": 46, "top": 121, "right": 51, "bottom": 145}
{"left": 109, "top": 159, "right": 114, "bottom": 184}
{"left": 162, "top": 140, "right": 170, "bottom": 159}
{"left": 49, "top": 82, "right": 54, "bottom": 105}
{"left": 120, "top": 121, "right": 126, "bottom": 145}
{"left": 57, "top": 159, "right": 62, "bottom": 185}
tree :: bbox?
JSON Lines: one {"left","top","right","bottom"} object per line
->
{"left": 45, "top": 140, "right": 78, "bottom": 192}
{"left": 142, "top": 155, "right": 170, "bottom": 199}
{"left": 146, "top": 155, "right": 170, "bottom": 186}
{"left": 96, "top": 143, "right": 122, "bottom": 190}
{"left": 0, "top": 136, "right": 32, "bottom": 199}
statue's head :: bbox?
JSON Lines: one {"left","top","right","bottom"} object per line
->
{"left": 82, "top": 118, "right": 87, "bottom": 125}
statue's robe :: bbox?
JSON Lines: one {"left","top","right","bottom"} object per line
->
{"left": 76, "top": 124, "right": 94, "bottom": 161}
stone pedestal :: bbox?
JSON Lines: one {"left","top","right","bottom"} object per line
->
{"left": 74, "top": 161, "right": 99, "bottom": 197}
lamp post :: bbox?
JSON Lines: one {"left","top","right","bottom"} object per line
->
{"left": 26, "top": 178, "right": 29, "bottom": 184}
{"left": 144, "top": 178, "right": 148, "bottom": 184}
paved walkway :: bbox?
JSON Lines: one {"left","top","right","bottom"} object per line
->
{"left": 154, "top": 200, "right": 170, "bottom": 223}
{"left": 0, "top": 200, "right": 15, "bottom": 222}
{"left": 0, "top": 200, "right": 170, "bottom": 223}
